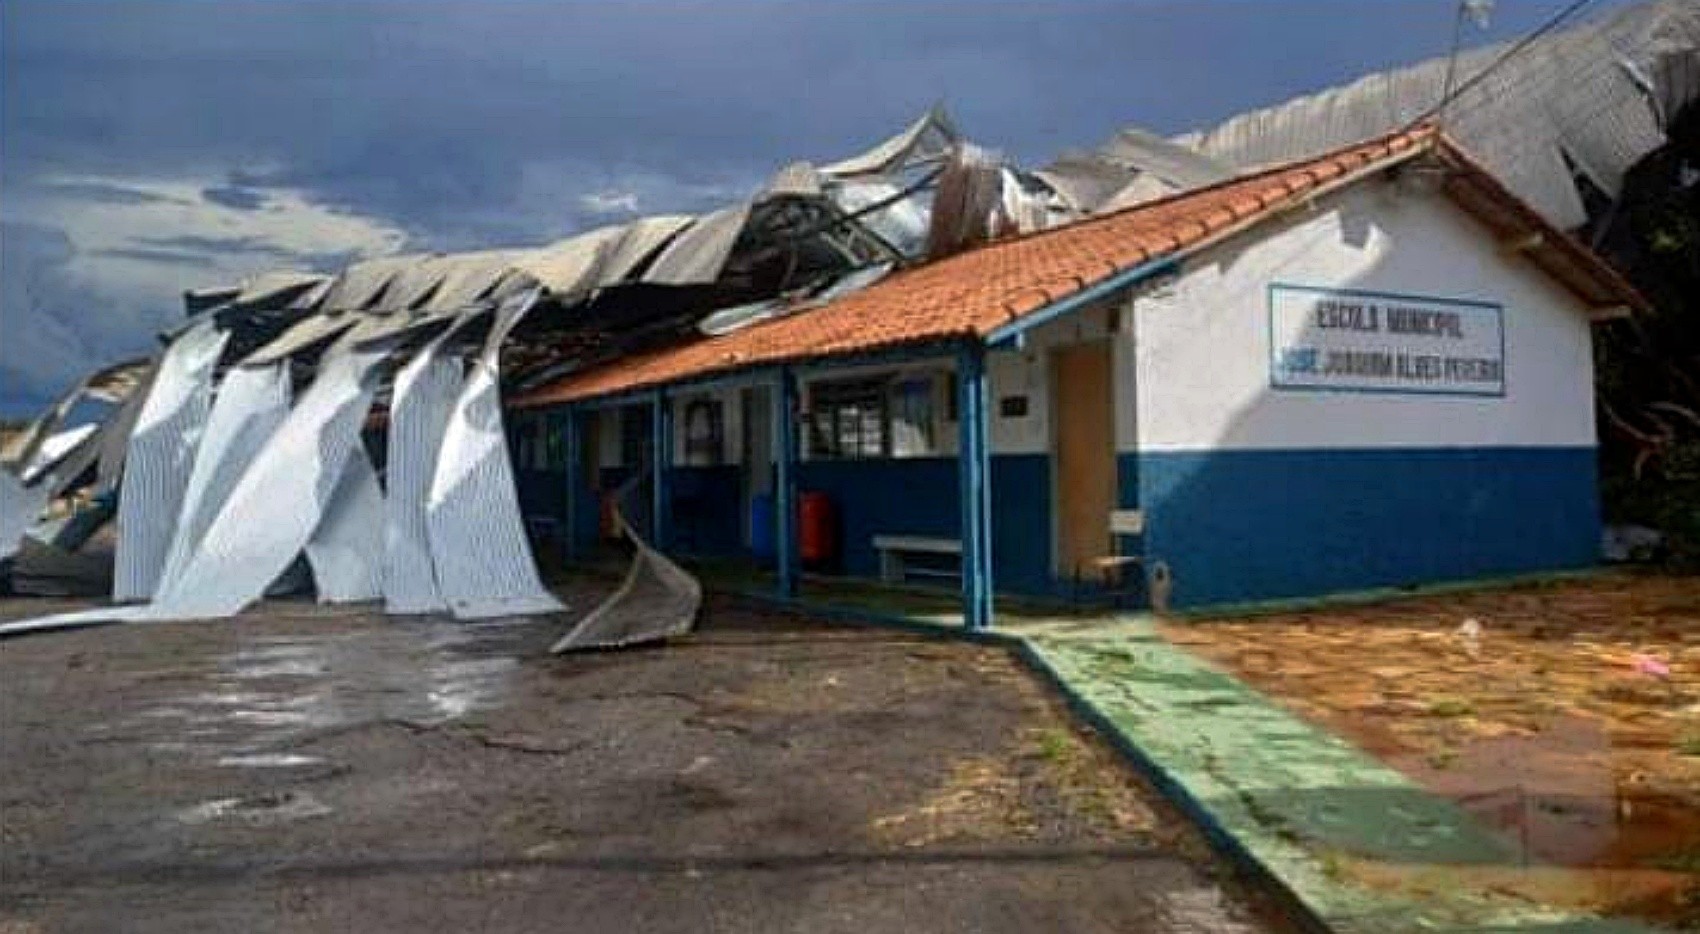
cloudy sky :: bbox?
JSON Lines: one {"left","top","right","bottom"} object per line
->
{"left": 1, "top": 0, "right": 1629, "bottom": 414}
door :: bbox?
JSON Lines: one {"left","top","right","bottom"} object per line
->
{"left": 1052, "top": 341, "right": 1115, "bottom": 581}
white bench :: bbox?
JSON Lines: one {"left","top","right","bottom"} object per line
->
{"left": 873, "top": 534, "right": 962, "bottom": 583}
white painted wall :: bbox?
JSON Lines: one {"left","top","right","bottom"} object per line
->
{"left": 1132, "top": 179, "right": 1598, "bottom": 452}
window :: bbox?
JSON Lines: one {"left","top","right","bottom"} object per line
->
{"left": 682, "top": 398, "right": 724, "bottom": 466}
{"left": 889, "top": 376, "right": 935, "bottom": 457}
{"left": 807, "top": 373, "right": 939, "bottom": 460}
{"left": 809, "top": 378, "right": 887, "bottom": 459}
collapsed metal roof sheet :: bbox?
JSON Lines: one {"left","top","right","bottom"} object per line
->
{"left": 639, "top": 204, "right": 753, "bottom": 286}
{"left": 317, "top": 254, "right": 426, "bottom": 312}
{"left": 1178, "top": 0, "right": 1700, "bottom": 229}
{"left": 819, "top": 105, "right": 960, "bottom": 177}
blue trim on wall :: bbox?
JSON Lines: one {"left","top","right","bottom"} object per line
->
{"left": 795, "top": 454, "right": 1054, "bottom": 596}
{"left": 670, "top": 465, "right": 744, "bottom": 556}
{"left": 1138, "top": 445, "right": 1600, "bottom": 608}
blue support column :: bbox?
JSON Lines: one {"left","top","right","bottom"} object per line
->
{"left": 773, "top": 368, "right": 800, "bottom": 599}
{"left": 957, "top": 342, "right": 994, "bottom": 630}
{"left": 651, "top": 391, "right": 672, "bottom": 550}
{"left": 562, "top": 407, "right": 581, "bottom": 561}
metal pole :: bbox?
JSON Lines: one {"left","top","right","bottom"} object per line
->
{"left": 651, "top": 391, "right": 672, "bottom": 550}
{"left": 773, "top": 367, "right": 800, "bottom": 599}
{"left": 956, "top": 342, "right": 993, "bottom": 630}
{"left": 562, "top": 407, "right": 580, "bottom": 561}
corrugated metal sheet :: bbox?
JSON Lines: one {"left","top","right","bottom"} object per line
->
{"left": 511, "top": 226, "right": 628, "bottom": 298}
{"left": 156, "top": 362, "right": 291, "bottom": 595}
{"left": 18, "top": 425, "right": 97, "bottom": 485}
{"left": 426, "top": 292, "right": 564, "bottom": 619}
{"left": 382, "top": 323, "right": 466, "bottom": 614}
{"left": 0, "top": 470, "right": 51, "bottom": 562}
{"left": 595, "top": 215, "right": 696, "bottom": 286}
{"left": 96, "top": 360, "right": 160, "bottom": 494}
{"left": 316, "top": 254, "right": 422, "bottom": 312}
{"left": 820, "top": 106, "right": 959, "bottom": 177}
{"left": 304, "top": 446, "right": 385, "bottom": 603}
{"left": 1177, "top": 0, "right": 1700, "bottom": 229}
{"left": 641, "top": 204, "right": 752, "bottom": 286}
{"left": 146, "top": 345, "right": 385, "bottom": 619}
{"left": 551, "top": 487, "right": 699, "bottom": 653}
{"left": 111, "top": 321, "right": 228, "bottom": 602}
{"left": 243, "top": 313, "right": 359, "bottom": 366}
{"left": 422, "top": 251, "right": 525, "bottom": 313}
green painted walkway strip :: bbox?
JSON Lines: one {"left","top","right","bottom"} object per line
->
{"left": 1017, "top": 618, "right": 1657, "bottom": 933}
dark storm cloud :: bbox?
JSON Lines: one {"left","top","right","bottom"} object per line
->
{"left": 5, "top": 1, "right": 1604, "bottom": 249}
{"left": 0, "top": 0, "right": 1638, "bottom": 406}
{"left": 0, "top": 221, "right": 164, "bottom": 407}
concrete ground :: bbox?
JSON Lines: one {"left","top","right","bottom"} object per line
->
{"left": 0, "top": 587, "right": 1288, "bottom": 933}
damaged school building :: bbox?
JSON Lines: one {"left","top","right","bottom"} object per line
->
{"left": 1, "top": 0, "right": 1694, "bottom": 635}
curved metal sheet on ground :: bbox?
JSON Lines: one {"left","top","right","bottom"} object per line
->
{"left": 112, "top": 322, "right": 229, "bottom": 602}
{"left": 156, "top": 362, "right": 291, "bottom": 595}
{"left": 640, "top": 203, "right": 751, "bottom": 285}
{"left": 304, "top": 445, "right": 385, "bottom": 603}
{"left": 145, "top": 346, "right": 385, "bottom": 619}
{"left": 426, "top": 293, "right": 563, "bottom": 619}
{"left": 383, "top": 325, "right": 465, "bottom": 614}
{"left": 0, "top": 603, "right": 147, "bottom": 638}
{"left": 550, "top": 499, "right": 700, "bottom": 653}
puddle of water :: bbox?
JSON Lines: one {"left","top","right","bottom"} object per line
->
{"left": 124, "top": 619, "right": 528, "bottom": 766}
{"left": 215, "top": 753, "right": 323, "bottom": 768}
{"left": 177, "top": 790, "right": 331, "bottom": 825}
{"left": 225, "top": 658, "right": 327, "bottom": 679}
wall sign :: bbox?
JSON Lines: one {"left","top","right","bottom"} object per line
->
{"left": 1268, "top": 284, "right": 1505, "bottom": 397}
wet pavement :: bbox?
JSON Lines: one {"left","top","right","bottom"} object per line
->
{"left": 0, "top": 590, "right": 1289, "bottom": 933}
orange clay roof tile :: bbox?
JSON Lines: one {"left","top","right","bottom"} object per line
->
{"left": 515, "top": 125, "right": 1644, "bottom": 408}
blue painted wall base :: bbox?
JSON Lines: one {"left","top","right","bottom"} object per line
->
{"left": 1138, "top": 445, "right": 1600, "bottom": 608}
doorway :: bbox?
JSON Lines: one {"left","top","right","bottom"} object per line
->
{"left": 1051, "top": 341, "right": 1115, "bottom": 582}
